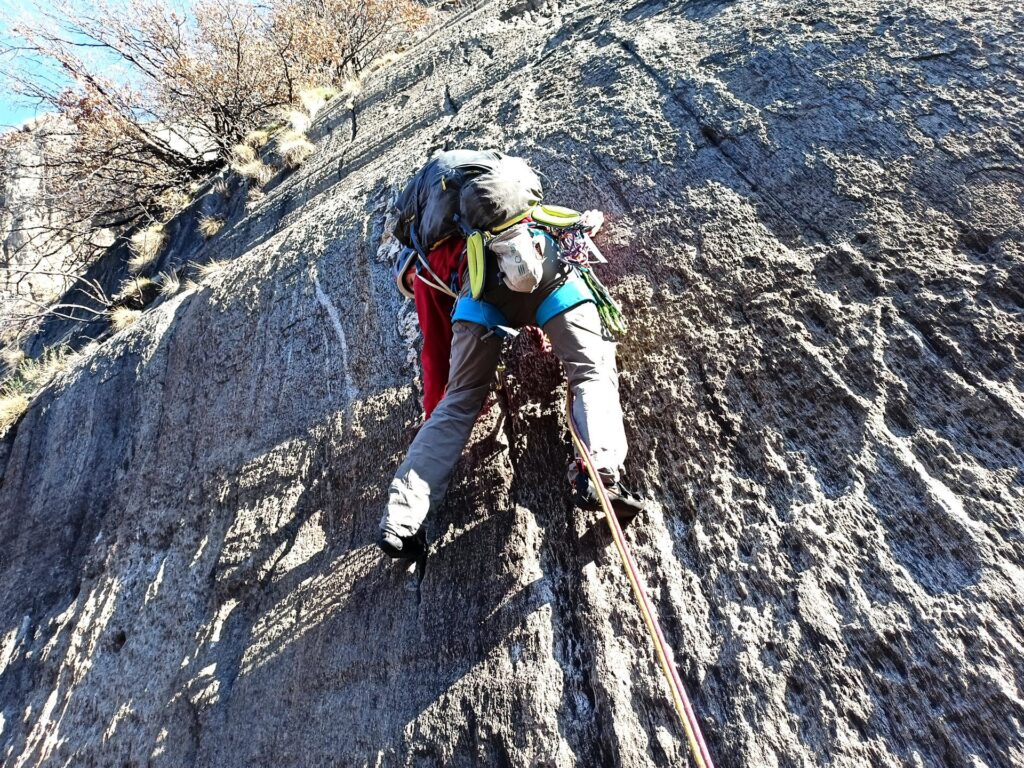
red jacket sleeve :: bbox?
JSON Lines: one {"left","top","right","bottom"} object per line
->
{"left": 413, "top": 239, "right": 464, "bottom": 418}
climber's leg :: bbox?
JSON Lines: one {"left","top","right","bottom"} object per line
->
{"left": 381, "top": 321, "right": 501, "bottom": 540}
{"left": 544, "top": 301, "right": 646, "bottom": 523}
{"left": 414, "top": 264, "right": 455, "bottom": 419}
{"left": 543, "top": 301, "right": 628, "bottom": 481}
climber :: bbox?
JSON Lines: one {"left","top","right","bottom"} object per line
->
{"left": 381, "top": 150, "right": 647, "bottom": 560}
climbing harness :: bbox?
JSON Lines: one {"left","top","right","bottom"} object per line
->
{"left": 451, "top": 270, "right": 595, "bottom": 338}
{"left": 463, "top": 204, "right": 586, "bottom": 300}
{"left": 456, "top": 203, "right": 627, "bottom": 338}
{"left": 566, "top": 389, "right": 715, "bottom": 768}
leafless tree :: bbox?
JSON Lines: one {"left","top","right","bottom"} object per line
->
{"left": 0, "top": 0, "right": 428, "bottom": 351}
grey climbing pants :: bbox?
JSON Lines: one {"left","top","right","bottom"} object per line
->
{"left": 381, "top": 300, "right": 628, "bottom": 538}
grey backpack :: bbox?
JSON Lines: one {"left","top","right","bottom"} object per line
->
{"left": 458, "top": 155, "right": 543, "bottom": 232}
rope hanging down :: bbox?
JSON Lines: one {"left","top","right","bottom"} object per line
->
{"left": 565, "top": 389, "right": 716, "bottom": 768}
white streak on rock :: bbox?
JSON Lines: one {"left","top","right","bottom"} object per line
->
{"left": 311, "top": 266, "right": 357, "bottom": 403}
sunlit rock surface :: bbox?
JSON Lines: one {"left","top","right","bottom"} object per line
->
{"left": 1, "top": 116, "right": 82, "bottom": 334}
{"left": 1, "top": 0, "right": 1022, "bottom": 765}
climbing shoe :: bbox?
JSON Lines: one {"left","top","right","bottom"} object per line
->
{"left": 378, "top": 528, "right": 427, "bottom": 560}
{"left": 573, "top": 470, "right": 648, "bottom": 526}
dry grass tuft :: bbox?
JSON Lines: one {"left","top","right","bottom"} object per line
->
{"left": 0, "top": 326, "right": 23, "bottom": 349}
{"left": 367, "top": 51, "right": 402, "bottom": 74}
{"left": 341, "top": 78, "right": 363, "bottom": 98}
{"left": 279, "top": 108, "right": 311, "bottom": 133}
{"left": 114, "top": 276, "right": 156, "bottom": 302}
{"left": 110, "top": 306, "right": 142, "bottom": 331}
{"left": 198, "top": 216, "right": 225, "bottom": 239}
{"left": 3, "top": 345, "right": 76, "bottom": 405}
{"left": 212, "top": 178, "right": 230, "bottom": 197}
{"left": 0, "top": 393, "right": 29, "bottom": 434}
{"left": 231, "top": 144, "right": 257, "bottom": 164}
{"left": 232, "top": 158, "right": 275, "bottom": 186}
{"left": 298, "top": 86, "right": 338, "bottom": 117}
{"left": 277, "top": 130, "right": 316, "bottom": 168}
{"left": 195, "top": 259, "right": 229, "bottom": 280}
{"left": 246, "top": 186, "right": 266, "bottom": 211}
{"left": 1, "top": 347, "right": 26, "bottom": 372}
{"left": 128, "top": 223, "right": 166, "bottom": 274}
{"left": 156, "top": 188, "right": 191, "bottom": 216}
{"left": 157, "top": 270, "right": 181, "bottom": 297}
{"left": 23, "top": 346, "right": 73, "bottom": 388}
{"left": 243, "top": 128, "right": 273, "bottom": 149}
{"left": 340, "top": 79, "right": 363, "bottom": 109}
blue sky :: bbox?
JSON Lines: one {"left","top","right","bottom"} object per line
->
{"left": 0, "top": 86, "right": 51, "bottom": 131}
{"left": 0, "top": 1, "right": 51, "bottom": 130}
{"left": 0, "top": 0, "right": 197, "bottom": 132}
{"left": 0, "top": 100, "right": 41, "bottom": 132}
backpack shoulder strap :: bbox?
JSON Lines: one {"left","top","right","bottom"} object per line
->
{"left": 466, "top": 231, "right": 487, "bottom": 299}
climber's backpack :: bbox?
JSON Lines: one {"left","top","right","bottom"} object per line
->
{"left": 393, "top": 149, "right": 533, "bottom": 255}
{"left": 458, "top": 156, "right": 543, "bottom": 232}
{"left": 393, "top": 149, "right": 599, "bottom": 302}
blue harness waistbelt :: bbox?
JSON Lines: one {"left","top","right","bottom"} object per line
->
{"left": 451, "top": 272, "right": 594, "bottom": 333}
{"left": 535, "top": 273, "right": 593, "bottom": 327}
{"left": 451, "top": 295, "right": 509, "bottom": 329}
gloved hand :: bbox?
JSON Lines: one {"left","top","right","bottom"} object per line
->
{"left": 580, "top": 209, "right": 605, "bottom": 236}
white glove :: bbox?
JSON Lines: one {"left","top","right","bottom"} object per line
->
{"left": 580, "top": 209, "right": 605, "bottom": 236}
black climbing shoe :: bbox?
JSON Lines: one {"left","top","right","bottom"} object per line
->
{"left": 573, "top": 471, "right": 648, "bottom": 526}
{"left": 378, "top": 528, "right": 427, "bottom": 560}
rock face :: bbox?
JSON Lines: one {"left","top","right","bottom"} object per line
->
{"left": 0, "top": 117, "right": 72, "bottom": 333}
{"left": 1, "top": 0, "right": 1022, "bottom": 765}
{"left": 0, "top": 116, "right": 114, "bottom": 338}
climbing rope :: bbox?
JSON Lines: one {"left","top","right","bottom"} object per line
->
{"left": 565, "top": 389, "right": 716, "bottom": 768}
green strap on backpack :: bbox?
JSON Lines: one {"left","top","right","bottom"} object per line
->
{"left": 466, "top": 231, "right": 487, "bottom": 299}
{"left": 531, "top": 204, "right": 582, "bottom": 229}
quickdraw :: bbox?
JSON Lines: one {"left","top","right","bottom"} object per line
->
{"left": 551, "top": 227, "right": 627, "bottom": 336}
{"left": 565, "top": 389, "right": 715, "bottom": 768}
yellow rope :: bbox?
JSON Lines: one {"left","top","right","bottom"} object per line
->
{"left": 566, "top": 389, "right": 715, "bottom": 768}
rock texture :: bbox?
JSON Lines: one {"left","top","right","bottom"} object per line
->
{"left": 2, "top": 0, "right": 1023, "bottom": 766}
